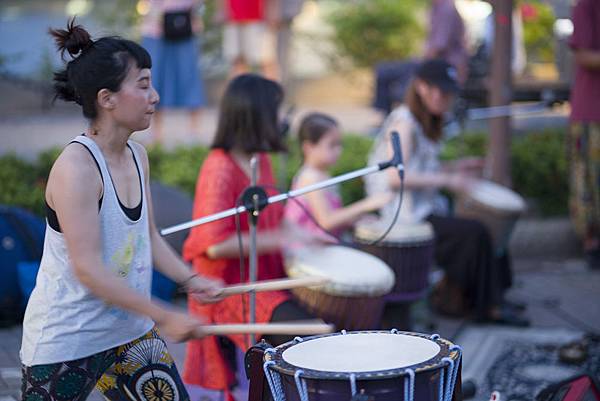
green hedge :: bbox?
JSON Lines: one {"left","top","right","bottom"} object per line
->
{"left": 0, "top": 129, "right": 568, "bottom": 217}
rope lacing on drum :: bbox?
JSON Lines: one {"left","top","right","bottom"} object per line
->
{"left": 440, "top": 345, "right": 462, "bottom": 401}
{"left": 263, "top": 349, "right": 286, "bottom": 401}
{"left": 349, "top": 373, "right": 357, "bottom": 396}
{"left": 403, "top": 368, "right": 416, "bottom": 401}
{"left": 294, "top": 370, "right": 310, "bottom": 401}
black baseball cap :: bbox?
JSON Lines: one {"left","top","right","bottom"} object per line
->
{"left": 414, "top": 59, "right": 460, "bottom": 94}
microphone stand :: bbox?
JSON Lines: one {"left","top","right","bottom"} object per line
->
{"left": 160, "top": 135, "right": 404, "bottom": 336}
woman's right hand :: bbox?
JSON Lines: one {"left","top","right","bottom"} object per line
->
{"left": 155, "top": 309, "right": 206, "bottom": 342}
{"left": 363, "top": 191, "right": 395, "bottom": 211}
{"left": 447, "top": 173, "right": 475, "bottom": 194}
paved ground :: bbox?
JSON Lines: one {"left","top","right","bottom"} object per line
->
{"left": 2, "top": 230, "right": 597, "bottom": 401}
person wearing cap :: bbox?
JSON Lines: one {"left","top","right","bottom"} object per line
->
{"left": 365, "top": 59, "right": 528, "bottom": 326}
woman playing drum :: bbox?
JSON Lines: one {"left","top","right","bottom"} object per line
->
{"left": 182, "top": 74, "right": 316, "bottom": 400}
{"left": 20, "top": 19, "right": 223, "bottom": 401}
{"left": 365, "top": 59, "right": 528, "bottom": 326}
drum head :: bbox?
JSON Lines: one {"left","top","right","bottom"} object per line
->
{"left": 266, "top": 331, "right": 457, "bottom": 380}
{"left": 283, "top": 332, "right": 439, "bottom": 372}
{"left": 470, "top": 180, "right": 525, "bottom": 213}
{"left": 354, "top": 220, "right": 434, "bottom": 244}
{"left": 284, "top": 246, "right": 394, "bottom": 297}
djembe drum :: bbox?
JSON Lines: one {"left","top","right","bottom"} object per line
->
{"left": 354, "top": 220, "right": 435, "bottom": 302}
{"left": 284, "top": 246, "right": 394, "bottom": 330}
{"left": 455, "top": 180, "right": 526, "bottom": 253}
{"left": 262, "top": 330, "right": 462, "bottom": 401}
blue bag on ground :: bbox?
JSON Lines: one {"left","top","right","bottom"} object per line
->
{"left": 0, "top": 205, "right": 45, "bottom": 325}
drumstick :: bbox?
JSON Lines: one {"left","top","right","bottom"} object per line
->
{"left": 196, "top": 321, "right": 335, "bottom": 336}
{"left": 218, "top": 276, "right": 330, "bottom": 297}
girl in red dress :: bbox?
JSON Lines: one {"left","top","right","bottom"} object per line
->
{"left": 182, "top": 74, "right": 312, "bottom": 401}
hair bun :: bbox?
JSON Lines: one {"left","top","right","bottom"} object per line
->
{"left": 49, "top": 17, "right": 93, "bottom": 59}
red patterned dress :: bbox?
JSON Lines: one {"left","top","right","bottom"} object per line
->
{"left": 182, "top": 149, "right": 289, "bottom": 397}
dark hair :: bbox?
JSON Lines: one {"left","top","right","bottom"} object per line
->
{"left": 404, "top": 79, "right": 443, "bottom": 142}
{"left": 211, "top": 74, "right": 286, "bottom": 153}
{"left": 297, "top": 112, "right": 338, "bottom": 146}
{"left": 49, "top": 18, "right": 152, "bottom": 120}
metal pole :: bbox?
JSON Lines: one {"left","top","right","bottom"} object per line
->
{"left": 160, "top": 164, "right": 383, "bottom": 236}
{"left": 248, "top": 156, "right": 259, "bottom": 345}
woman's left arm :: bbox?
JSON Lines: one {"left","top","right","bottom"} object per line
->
{"left": 134, "top": 143, "right": 223, "bottom": 299}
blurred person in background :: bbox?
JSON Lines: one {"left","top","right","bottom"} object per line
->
{"left": 265, "top": 0, "right": 305, "bottom": 87}
{"left": 141, "top": 0, "right": 207, "bottom": 142}
{"left": 218, "top": 0, "right": 279, "bottom": 80}
{"left": 373, "top": 0, "right": 468, "bottom": 120}
{"left": 568, "top": 0, "right": 600, "bottom": 269}
{"left": 424, "top": 0, "right": 469, "bottom": 84}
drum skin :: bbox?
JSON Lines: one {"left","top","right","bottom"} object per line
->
{"left": 264, "top": 331, "right": 462, "bottom": 401}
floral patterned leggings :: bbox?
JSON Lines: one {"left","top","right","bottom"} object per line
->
{"left": 21, "top": 328, "right": 189, "bottom": 401}
{"left": 569, "top": 123, "right": 600, "bottom": 248}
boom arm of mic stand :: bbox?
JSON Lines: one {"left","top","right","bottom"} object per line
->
{"left": 160, "top": 158, "right": 402, "bottom": 237}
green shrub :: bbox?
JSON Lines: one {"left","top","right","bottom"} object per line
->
{"left": 0, "top": 130, "right": 568, "bottom": 217}
{"left": 327, "top": 0, "right": 424, "bottom": 68}
{"left": 0, "top": 153, "right": 47, "bottom": 216}
{"left": 521, "top": 1, "right": 556, "bottom": 63}
{"left": 512, "top": 129, "right": 567, "bottom": 215}
{"left": 147, "top": 144, "right": 209, "bottom": 196}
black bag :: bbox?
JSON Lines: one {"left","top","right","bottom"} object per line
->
{"left": 163, "top": 9, "right": 193, "bottom": 41}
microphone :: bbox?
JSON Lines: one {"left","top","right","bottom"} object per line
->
{"left": 279, "top": 105, "right": 295, "bottom": 138}
{"left": 390, "top": 131, "right": 404, "bottom": 180}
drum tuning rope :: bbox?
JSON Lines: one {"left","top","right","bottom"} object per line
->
{"left": 439, "top": 345, "right": 462, "bottom": 401}
{"left": 263, "top": 348, "right": 286, "bottom": 401}
{"left": 403, "top": 368, "right": 416, "bottom": 401}
{"left": 294, "top": 370, "right": 310, "bottom": 401}
{"left": 350, "top": 373, "right": 357, "bottom": 396}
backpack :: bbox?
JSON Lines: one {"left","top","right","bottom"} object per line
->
{"left": 0, "top": 205, "right": 45, "bottom": 326}
{"left": 163, "top": 9, "right": 193, "bottom": 41}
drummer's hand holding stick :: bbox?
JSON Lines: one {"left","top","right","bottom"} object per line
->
{"left": 447, "top": 173, "right": 476, "bottom": 194}
{"left": 446, "top": 157, "right": 485, "bottom": 176}
{"left": 181, "top": 274, "right": 225, "bottom": 304}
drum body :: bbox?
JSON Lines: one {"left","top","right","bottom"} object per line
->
{"left": 263, "top": 330, "right": 462, "bottom": 401}
{"left": 354, "top": 221, "right": 434, "bottom": 302}
{"left": 455, "top": 180, "right": 526, "bottom": 252}
{"left": 284, "top": 246, "right": 394, "bottom": 330}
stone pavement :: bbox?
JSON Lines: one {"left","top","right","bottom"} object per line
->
{"left": 2, "top": 248, "right": 598, "bottom": 401}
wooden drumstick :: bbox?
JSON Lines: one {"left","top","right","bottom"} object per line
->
{"left": 196, "top": 321, "right": 335, "bottom": 336}
{"left": 218, "top": 276, "right": 330, "bottom": 297}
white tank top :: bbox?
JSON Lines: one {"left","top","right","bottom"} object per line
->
{"left": 21, "top": 135, "right": 154, "bottom": 366}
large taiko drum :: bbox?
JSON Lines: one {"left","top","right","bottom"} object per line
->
{"left": 354, "top": 220, "right": 435, "bottom": 302}
{"left": 455, "top": 180, "right": 526, "bottom": 252}
{"left": 263, "top": 330, "right": 462, "bottom": 401}
{"left": 284, "top": 246, "right": 394, "bottom": 330}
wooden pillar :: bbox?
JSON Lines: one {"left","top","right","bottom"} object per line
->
{"left": 487, "top": 0, "right": 513, "bottom": 186}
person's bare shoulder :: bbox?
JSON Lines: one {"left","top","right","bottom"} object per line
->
{"left": 46, "top": 143, "right": 103, "bottom": 206}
